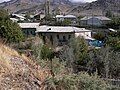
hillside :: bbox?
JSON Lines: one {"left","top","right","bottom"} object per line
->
{"left": 0, "top": 43, "right": 50, "bottom": 89}
{"left": 0, "top": 0, "right": 72, "bottom": 14}
{"left": 69, "top": 0, "right": 120, "bottom": 16}
{"left": 0, "top": 0, "right": 119, "bottom": 16}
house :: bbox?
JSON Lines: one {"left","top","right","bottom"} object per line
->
{"left": 56, "top": 15, "right": 64, "bottom": 21}
{"left": 18, "top": 23, "right": 40, "bottom": 36}
{"left": 36, "top": 26, "right": 93, "bottom": 46}
{"left": 33, "top": 13, "right": 45, "bottom": 21}
{"left": 80, "top": 16, "right": 111, "bottom": 26}
{"left": 11, "top": 14, "right": 26, "bottom": 21}
{"left": 10, "top": 18, "right": 19, "bottom": 22}
{"left": 56, "top": 15, "right": 77, "bottom": 24}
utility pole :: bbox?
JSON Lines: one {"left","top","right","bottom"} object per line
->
{"left": 45, "top": 0, "right": 50, "bottom": 24}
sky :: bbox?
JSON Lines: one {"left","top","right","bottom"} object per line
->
{"left": 0, "top": 0, "right": 97, "bottom": 3}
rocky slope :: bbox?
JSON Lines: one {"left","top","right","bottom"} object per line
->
{"left": 0, "top": 0, "right": 119, "bottom": 16}
{"left": 0, "top": 43, "right": 51, "bottom": 89}
{"left": 69, "top": 0, "right": 120, "bottom": 16}
{"left": 0, "top": 0, "right": 72, "bottom": 14}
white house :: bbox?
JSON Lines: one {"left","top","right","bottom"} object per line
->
{"left": 56, "top": 15, "right": 64, "bottom": 21}
{"left": 11, "top": 14, "right": 26, "bottom": 21}
{"left": 56, "top": 15, "right": 77, "bottom": 23}
{"left": 10, "top": 18, "right": 19, "bottom": 22}
{"left": 36, "top": 26, "right": 93, "bottom": 46}
{"left": 80, "top": 16, "right": 111, "bottom": 26}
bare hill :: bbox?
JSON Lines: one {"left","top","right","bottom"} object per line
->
{"left": 0, "top": 0, "right": 72, "bottom": 14}
{"left": 69, "top": 0, "right": 120, "bottom": 16}
{"left": 0, "top": 43, "right": 50, "bottom": 89}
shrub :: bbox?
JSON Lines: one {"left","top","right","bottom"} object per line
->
{"left": 0, "top": 9, "right": 24, "bottom": 43}
{"left": 44, "top": 72, "right": 110, "bottom": 90}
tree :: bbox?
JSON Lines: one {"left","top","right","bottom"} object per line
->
{"left": 105, "top": 10, "right": 114, "bottom": 18}
{"left": 93, "top": 32, "right": 105, "bottom": 41}
{"left": 69, "top": 37, "right": 88, "bottom": 65}
{"left": 0, "top": 9, "right": 24, "bottom": 43}
{"left": 0, "top": 9, "right": 9, "bottom": 19}
{"left": 106, "top": 17, "right": 120, "bottom": 29}
{"left": 59, "top": 37, "right": 89, "bottom": 72}
{"left": 40, "top": 45, "right": 55, "bottom": 76}
{"left": 44, "top": 72, "right": 110, "bottom": 90}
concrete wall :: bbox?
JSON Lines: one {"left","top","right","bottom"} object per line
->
{"left": 38, "top": 32, "right": 75, "bottom": 46}
{"left": 38, "top": 31, "right": 92, "bottom": 46}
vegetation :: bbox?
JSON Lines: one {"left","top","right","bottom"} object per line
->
{"left": 106, "top": 17, "right": 120, "bottom": 29}
{"left": 0, "top": 9, "right": 24, "bottom": 43}
{"left": 44, "top": 73, "right": 110, "bottom": 90}
{"left": 105, "top": 10, "right": 114, "bottom": 18}
{"left": 0, "top": 7, "right": 120, "bottom": 90}
{"left": 55, "top": 19, "right": 71, "bottom": 26}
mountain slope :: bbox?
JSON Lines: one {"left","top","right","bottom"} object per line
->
{"left": 0, "top": 43, "right": 50, "bottom": 89}
{"left": 69, "top": 0, "right": 120, "bottom": 16}
{"left": 0, "top": 0, "right": 72, "bottom": 14}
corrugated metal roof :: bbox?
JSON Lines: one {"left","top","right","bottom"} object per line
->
{"left": 36, "top": 25, "right": 91, "bottom": 33}
{"left": 18, "top": 23, "right": 40, "bottom": 28}
{"left": 81, "top": 16, "right": 111, "bottom": 21}
{"left": 56, "top": 15, "right": 64, "bottom": 18}
{"left": 64, "top": 15, "right": 76, "bottom": 18}
{"left": 12, "top": 14, "right": 26, "bottom": 19}
{"left": 56, "top": 15, "right": 76, "bottom": 18}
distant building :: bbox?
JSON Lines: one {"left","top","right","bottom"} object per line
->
{"left": 11, "top": 14, "right": 26, "bottom": 21}
{"left": 80, "top": 16, "right": 111, "bottom": 26}
{"left": 36, "top": 26, "right": 93, "bottom": 46}
{"left": 10, "top": 18, "right": 19, "bottom": 22}
{"left": 56, "top": 15, "right": 64, "bottom": 21}
{"left": 33, "top": 13, "right": 45, "bottom": 21}
{"left": 56, "top": 15, "right": 77, "bottom": 24}
{"left": 18, "top": 23, "right": 40, "bottom": 36}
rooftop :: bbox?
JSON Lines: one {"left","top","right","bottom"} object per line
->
{"left": 18, "top": 23, "right": 40, "bottom": 28}
{"left": 81, "top": 16, "right": 111, "bottom": 21}
{"left": 36, "top": 25, "right": 91, "bottom": 33}
{"left": 12, "top": 14, "right": 26, "bottom": 19}
{"left": 56, "top": 15, "right": 76, "bottom": 18}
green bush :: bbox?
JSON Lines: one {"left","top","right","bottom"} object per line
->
{"left": 44, "top": 72, "right": 110, "bottom": 90}
{"left": 0, "top": 9, "right": 24, "bottom": 43}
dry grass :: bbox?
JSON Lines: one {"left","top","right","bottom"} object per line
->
{"left": 0, "top": 43, "right": 51, "bottom": 89}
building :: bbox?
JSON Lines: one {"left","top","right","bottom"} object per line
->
{"left": 18, "top": 23, "right": 40, "bottom": 36}
{"left": 10, "top": 18, "right": 19, "bottom": 22}
{"left": 36, "top": 26, "right": 93, "bottom": 46}
{"left": 80, "top": 16, "right": 111, "bottom": 26}
{"left": 33, "top": 13, "right": 45, "bottom": 21}
{"left": 56, "top": 15, "right": 64, "bottom": 21}
{"left": 56, "top": 15, "right": 77, "bottom": 24}
{"left": 11, "top": 14, "right": 26, "bottom": 21}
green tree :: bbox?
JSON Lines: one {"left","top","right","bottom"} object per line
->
{"left": 44, "top": 72, "right": 110, "bottom": 90}
{"left": 0, "top": 9, "right": 24, "bottom": 43}
{"left": 93, "top": 32, "right": 105, "bottom": 41}
{"left": 106, "top": 17, "right": 120, "bottom": 29}
{"left": 70, "top": 37, "right": 88, "bottom": 65}
{"left": 105, "top": 10, "right": 114, "bottom": 18}
{"left": 40, "top": 45, "right": 55, "bottom": 76}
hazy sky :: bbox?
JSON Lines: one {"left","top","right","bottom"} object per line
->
{"left": 0, "top": 0, "right": 97, "bottom": 3}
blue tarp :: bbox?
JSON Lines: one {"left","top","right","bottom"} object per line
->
{"left": 88, "top": 40, "right": 104, "bottom": 47}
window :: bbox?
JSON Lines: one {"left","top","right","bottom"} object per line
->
{"left": 68, "top": 35, "right": 71, "bottom": 39}
{"left": 63, "top": 36, "right": 66, "bottom": 40}
{"left": 50, "top": 35, "right": 53, "bottom": 45}
{"left": 57, "top": 35, "right": 59, "bottom": 39}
